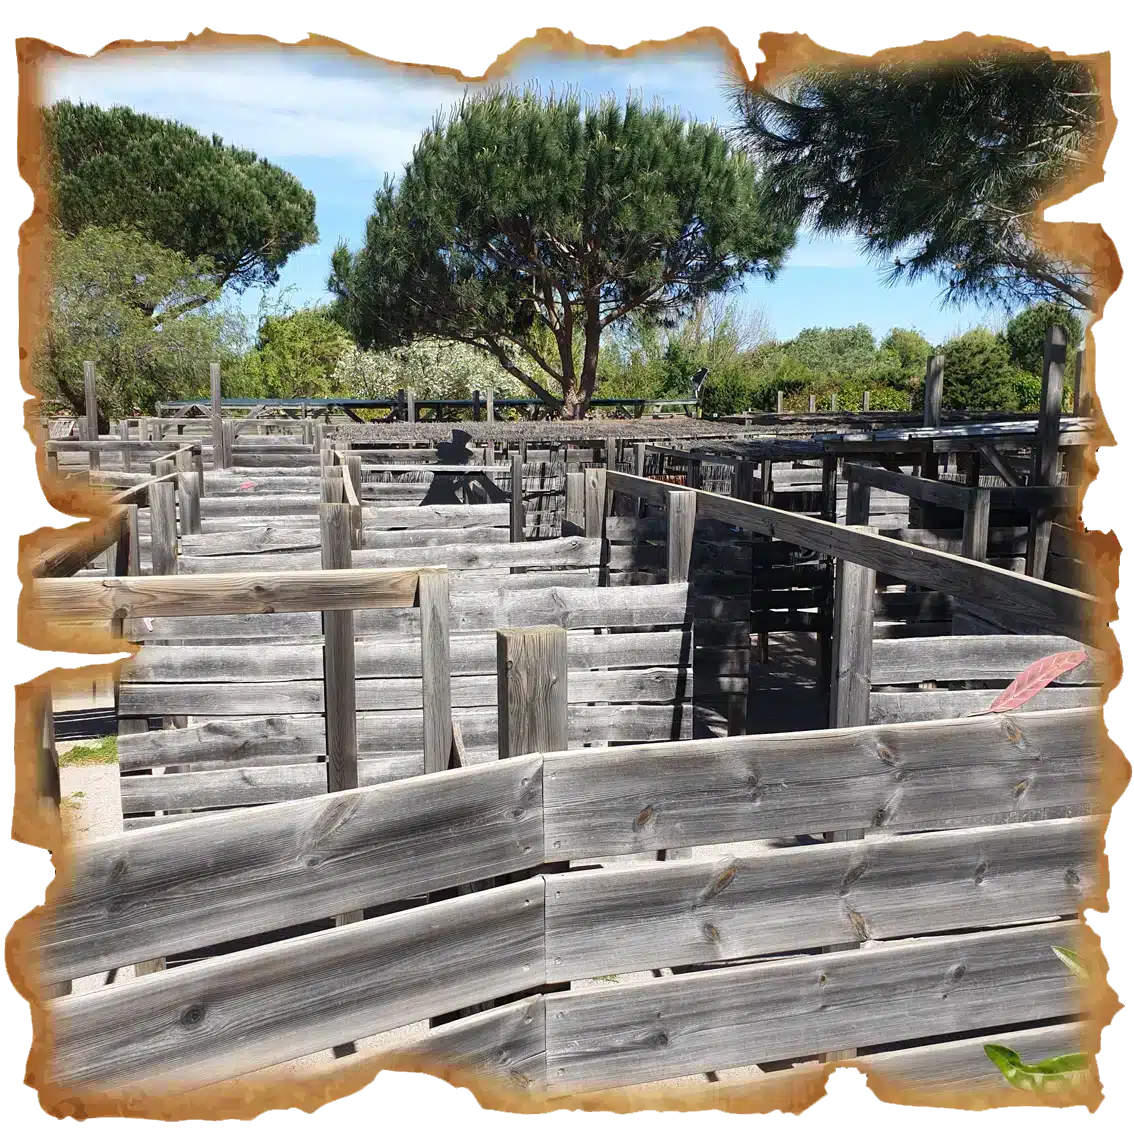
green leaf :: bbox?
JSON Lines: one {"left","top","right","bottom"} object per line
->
{"left": 1052, "top": 946, "right": 1089, "bottom": 981}
{"left": 984, "top": 1044, "right": 1091, "bottom": 1093}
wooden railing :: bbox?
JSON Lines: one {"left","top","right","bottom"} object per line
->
{"left": 19, "top": 705, "right": 1110, "bottom": 1100}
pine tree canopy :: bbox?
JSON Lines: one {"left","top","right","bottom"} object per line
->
{"left": 330, "top": 89, "right": 795, "bottom": 416}
{"left": 731, "top": 50, "right": 1101, "bottom": 312}
{"left": 43, "top": 101, "right": 318, "bottom": 299}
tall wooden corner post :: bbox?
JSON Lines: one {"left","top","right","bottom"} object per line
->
{"left": 83, "top": 361, "right": 100, "bottom": 470}
{"left": 823, "top": 529, "right": 876, "bottom": 1063}
{"left": 1026, "top": 326, "right": 1067, "bottom": 579}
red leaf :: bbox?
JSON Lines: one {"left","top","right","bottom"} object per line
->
{"left": 983, "top": 650, "right": 1089, "bottom": 714}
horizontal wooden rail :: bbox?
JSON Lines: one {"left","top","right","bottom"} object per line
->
{"left": 24, "top": 566, "right": 433, "bottom": 621}
{"left": 46, "top": 440, "right": 204, "bottom": 453}
{"left": 23, "top": 508, "right": 131, "bottom": 579}
{"left": 605, "top": 470, "right": 1108, "bottom": 641}
{"left": 843, "top": 462, "right": 1077, "bottom": 511}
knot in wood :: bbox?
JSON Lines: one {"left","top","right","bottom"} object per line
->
{"left": 109, "top": 858, "right": 129, "bottom": 882}
{"left": 632, "top": 805, "right": 655, "bottom": 832}
{"left": 1065, "top": 867, "right": 1081, "bottom": 887}
{"left": 973, "top": 860, "right": 988, "bottom": 885}
{"left": 947, "top": 963, "right": 967, "bottom": 983}
{"left": 839, "top": 863, "right": 866, "bottom": 895}
{"left": 179, "top": 1003, "right": 207, "bottom": 1029}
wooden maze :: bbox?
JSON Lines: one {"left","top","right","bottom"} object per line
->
{"left": 16, "top": 327, "right": 1120, "bottom": 1107}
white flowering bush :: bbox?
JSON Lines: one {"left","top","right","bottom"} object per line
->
{"left": 332, "top": 339, "right": 529, "bottom": 400}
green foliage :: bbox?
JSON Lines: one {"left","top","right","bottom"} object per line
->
{"left": 983, "top": 947, "right": 1093, "bottom": 1095}
{"left": 1004, "top": 302, "right": 1083, "bottom": 375}
{"left": 332, "top": 338, "right": 529, "bottom": 401}
{"left": 35, "top": 226, "right": 246, "bottom": 420}
{"left": 332, "top": 88, "right": 795, "bottom": 416}
{"left": 732, "top": 51, "right": 1101, "bottom": 311}
{"left": 58, "top": 736, "right": 118, "bottom": 767}
{"left": 44, "top": 101, "right": 318, "bottom": 296}
{"left": 231, "top": 307, "right": 354, "bottom": 399}
{"left": 938, "top": 329, "right": 1026, "bottom": 411}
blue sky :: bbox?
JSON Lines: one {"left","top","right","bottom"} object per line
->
{"left": 42, "top": 39, "right": 1011, "bottom": 347}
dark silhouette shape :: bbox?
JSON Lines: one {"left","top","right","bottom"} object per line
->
{"left": 690, "top": 366, "right": 709, "bottom": 405}
{"left": 420, "top": 429, "right": 510, "bottom": 506}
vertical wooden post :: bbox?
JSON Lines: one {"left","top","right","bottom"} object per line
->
{"left": 210, "top": 362, "right": 222, "bottom": 419}
{"left": 634, "top": 442, "right": 646, "bottom": 478}
{"left": 418, "top": 569, "right": 453, "bottom": 775}
{"left": 114, "top": 504, "right": 141, "bottom": 577}
{"left": 808, "top": 393, "right": 817, "bottom": 413}
{"left": 222, "top": 418, "right": 235, "bottom": 470}
{"left": 962, "top": 486, "right": 991, "bottom": 562}
{"left": 1072, "top": 349, "right": 1084, "bottom": 416}
{"left": 584, "top": 467, "right": 607, "bottom": 540}
{"left": 46, "top": 448, "right": 59, "bottom": 478}
{"left": 194, "top": 443, "right": 205, "bottom": 500}
{"left": 829, "top": 392, "right": 837, "bottom": 411}
{"left": 319, "top": 503, "right": 358, "bottom": 793}
{"left": 472, "top": 389, "right": 482, "bottom": 422}
{"left": 604, "top": 438, "right": 617, "bottom": 471}
{"left": 820, "top": 455, "right": 838, "bottom": 522}
{"left": 922, "top": 354, "right": 945, "bottom": 485}
{"left": 565, "top": 470, "right": 585, "bottom": 535}
{"left": 496, "top": 626, "right": 568, "bottom": 760}
{"left": 83, "top": 361, "right": 100, "bottom": 470}
{"left": 149, "top": 467, "right": 178, "bottom": 576}
{"left": 1026, "top": 326, "right": 1067, "bottom": 578}
{"left": 405, "top": 388, "right": 417, "bottom": 424}
{"left": 666, "top": 489, "right": 696, "bottom": 583}
{"left": 313, "top": 421, "right": 326, "bottom": 454}
{"left": 845, "top": 478, "right": 872, "bottom": 526}
{"left": 345, "top": 455, "right": 363, "bottom": 549}
{"left": 485, "top": 387, "right": 495, "bottom": 424}
{"left": 175, "top": 449, "right": 201, "bottom": 535}
{"left": 861, "top": 390, "right": 871, "bottom": 411}
{"left": 510, "top": 452, "right": 525, "bottom": 542}
{"left": 823, "top": 533, "right": 876, "bottom": 1061}
{"left": 776, "top": 389, "right": 784, "bottom": 414}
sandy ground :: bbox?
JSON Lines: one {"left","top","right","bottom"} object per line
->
{"left": 52, "top": 634, "right": 825, "bottom": 1093}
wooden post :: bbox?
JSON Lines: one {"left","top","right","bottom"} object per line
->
{"left": 210, "top": 362, "right": 222, "bottom": 419}
{"left": 149, "top": 462, "right": 178, "bottom": 575}
{"left": 319, "top": 503, "right": 358, "bottom": 793}
{"left": 1072, "top": 349, "right": 1084, "bottom": 416}
{"left": 83, "top": 361, "right": 100, "bottom": 470}
{"left": 510, "top": 452, "right": 525, "bottom": 542}
{"left": 345, "top": 455, "right": 363, "bottom": 550}
{"left": 485, "top": 387, "right": 495, "bottom": 423}
{"left": 776, "top": 389, "right": 784, "bottom": 414}
{"left": 820, "top": 455, "right": 838, "bottom": 522}
{"left": 921, "top": 353, "right": 945, "bottom": 488}
{"left": 418, "top": 569, "right": 453, "bottom": 775}
{"left": 604, "top": 438, "right": 617, "bottom": 471}
{"left": 496, "top": 626, "right": 568, "bottom": 760}
{"left": 808, "top": 393, "right": 817, "bottom": 413}
{"left": 313, "top": 421, "right": 325, "bottom": 454}
{"left": 472, "top": 389, "right": 482, "bottom": 422}
{"left": 1026, "top": 326, "right": 1067, "bottom": 578}
{"left": 405, "top": 388, "right": 417, "bottom": 424}
{"left": 824, "top": 533, "right": 876, "bottom": 1060}
{"left": 845, "top": 478, "right": 872, "bottom": 526}
{"left": 584, "top": 467, "right": 607, "bottom": 539}
{"left": 222, "top": 418, "right": 235, "bottom": 470}
{"left": 861, "top": 390, "right": 871, "bottom": 411}
{"left": 46, "top": 448, "right": 59, "bottom": 479}
{"left": 565, "top": 470, "right": 585, "bottom": 535}
{"left": 962, "top": 486, "right": 991, "bottom": 562}
{"left": 829, "top": 392, "right": 837, "bottom": 411}
{"left": 634, "top": 442, "right": 647, "bottom": 478}
{"left": 194, "top": 443, "right": 205, "bottom": 500}
{"left": 666, "top": 489, "right": 696, "bottom": 583}
{"left": 114, "top": 504, "right": 141, "bottom": 577}
{"left": 175, "top": 449, "right": 201, "bottom": 535}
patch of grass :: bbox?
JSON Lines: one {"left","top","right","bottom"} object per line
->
{"left": 58, "top": 736, "right": 118, "bottom": 766}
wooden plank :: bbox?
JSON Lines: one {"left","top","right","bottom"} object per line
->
{"left": 123, "top": 629, "right": 693, "bottom": 684}
{"left": 869, "top": 685, "right": 1100, "bottom": 724}
{"left": 604, "top": 473, "right": 1107, "bottom": 641}
{"left": 510, "top": 452, "right": 525, "bottom": 542}
{"left": 844, "top": 463, "right": 971, "bottom": 509}
{"left": 872, "top": 635, "right": 1102, "bottom": 685}
{"left": 542, "top": 707, "right": 1101, "bottom": 857}
{"left": 543, "top": 921, "right": 1079, "bottom": 1090}
{"left": 27, "top": 567, "right": 424, "bottom": 621}
{"left": 666, "top": 490, "right": 696, "bottom": 584}
{"left": 83, "top": 361, "right": 100, "bottom": 469}
{"left": 497, "top": 627, "right": 568, "bottom": 760}
{"left": 25, "top": 508, "right": 131, "bottom": 579}
{"left": 419, "top": 568, "right": 453, "bottom": 774}
{"left": 42, "top": 755, "right": 542, "bottom": 984}
{"left": 545, "top": 816, "right": 1099, "bottom": 980}
{"left": 175, "top": 536, "right": 603, "bottom": 575}
{"left": 46, "top": 879, "right": 545, "bottom": 1090}
{"left": 584, "top": 467, "right": 607, "bottom": 538}
{"left": 321, "top": 503, "right": 358, "bottom": 792}
{"left": 175, "top": 448, "right": 201, "bottom": 535}
{"left": 829, "top": 534, "right": 874, "bottom": 730}
{"left": 210, "top": 362, "right": 222, "bottom": 418}
{"left": 961, "top": 487, "right": 991, "bottom": 562}
{"left": 149, "top": 477, "right": 178, "bottom": 576}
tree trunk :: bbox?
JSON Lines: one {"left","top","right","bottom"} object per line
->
{"left": 577, "top": 298, "right": 602, "bottom": 419}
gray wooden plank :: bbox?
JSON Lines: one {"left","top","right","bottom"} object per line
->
{"left": 42, "top": 757, "right": 542, "bottom": 984}
{"left": 546, "top": 817, "right": 1099, "bottom": 980}
{"left": 544, "top": 920, "right": 1079, "bottom": 1090}
{"left": 543, "top": 707, "right": 1102, "bottom": 857}
{"left": 872, "top": 635, "right": 1103, "bottom": 685}
{"left": 869, "top": 685, "right": 1101, "bottom": 724}
{"left": 47, "top": 879, "right": 545, "bottom": 1090}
